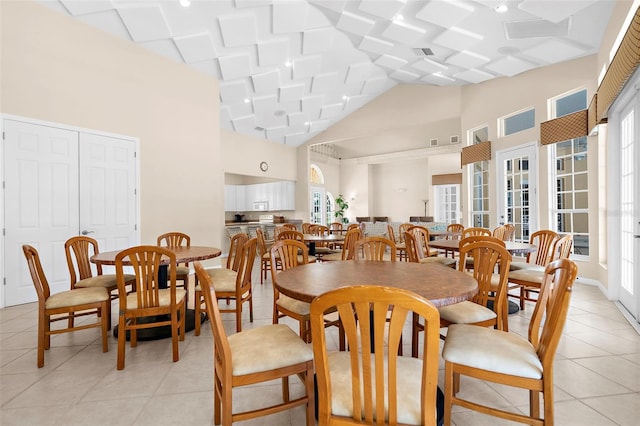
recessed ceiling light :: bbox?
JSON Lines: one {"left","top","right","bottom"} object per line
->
{"left": 342, "top": 95, "right": 350, "bottom": 102}
{"left": 284, "top": 60, "right": 292, "bottom": 68}
{"left": 393, "top": 14, "right": 404, "bottom": 21}
{"left": 179, "top": 0, "right": 191, "bottom": 7}
{"left": 495, "top": 4, "right": 508, "bottom": 13}
{"left": 243, "top": 98, "right": 250, "bottom": 104}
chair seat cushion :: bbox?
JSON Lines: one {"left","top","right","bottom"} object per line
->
{"left": 176, "top": 266, "right": 190, "bottom": 279}
{"left": 438, "top": 301, "right": 496, "bottom": 324}
{"left": 419, "top": 257, "right": 456, "bottom": 267}
{"left": 75, "top": 274, "right": 135, "bottom": 289}
{"left": 327, "top": 351, "right": 430, "bottom": 425}
{"left": 508, "top": 269, "right": 545, "bottom": 284}
{"left": 510, "top": 261, "right": 544, "bottom": 272}
{"left": 206, "top": 268, "right": 238, "bottom": 281}
{"left": 321, "top": 252, "right": 343, "bottom": 262}
{"left": 277, "top": 294, "right": 311, "bottom": 316}
{"left": 442, "top": 324, "right": 542, "bottom": 379}
{"left": 125, "top": 288, "right": 186, "bottom": 309}
{"left": 46, "top": 287, "right": 109, "bottom": 309}
{"left": 228, "top": 324, "right": 313, "bottom": 376}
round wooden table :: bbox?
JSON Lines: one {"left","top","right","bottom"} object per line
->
{"left": 274, "top": 260, "right": 478, "bottom": 307}
{"left": 301, "top": 233, "right": 344, "bottom": 256}
{"left": 91, "top": 245, "right": 221, "bottom": 340}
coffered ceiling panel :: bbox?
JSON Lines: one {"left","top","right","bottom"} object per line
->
{"left": 42, "top": 0, "right": 616, "bottom": 148}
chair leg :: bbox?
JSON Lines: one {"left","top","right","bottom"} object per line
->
{"left": 214, "top": 376, "right": 222, "bottom": 425}
{"left": 304, "top": 364, "right": 315, "bottom": 426}
{"left": 37, "top": 310, "right": 46, "bottom": 368}
{"left": 519, "top": 285, "right": 525, "bottom": 310}
{"left": 194, "top": 289, "right": 202, "bottom": 336}
{"left": 101, "top": 301, "right": 109, "bottom": 353}
{"left": 249, "top": 296, "right": 254, "bottom": 324}
{"left": 117, "top": 314, "right": 126, "bottom": 370}
{"left": 172, "top": 310, "right": 180, "bottom": 362}
{"left": 444, "top": 362, "right": 453, "bottom": 426}
{"left": 179, "top": 302, "right": 186, "bottom": 341}
{"left": 282, "top": 377, "right": 290, "bottom": 402}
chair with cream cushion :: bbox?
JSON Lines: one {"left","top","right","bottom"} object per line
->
{"left": 115, "top": 245, "right": 186, "bottom": 370}
{"left": 270, "top": 239, "right": 314, "bottom": 342}
{"left": 157, "top": 232, "right": 191, "bottom": 291}
{"left": 64, "top": 235, "right": 135, "bottom": 329}
{"left": 442, "top": 258, "right": 578, "bottom": 426}
{"left": 23, "top": 244, "right": 110, "bottom": 368}
{"left": 459, "top": 227, "right": 492, "bottom": 270}
{"left": 438, "top": 239, "right": 512, "bottom": 333}
{"left": 194, "top": 261, "right": 315, "bottom": 426}
{"left": 321, "top": 227, "right": 362, "bottom": 262}
{"left": 509, "top": 234, "right": 572, "bottom": 309}
{"left": 404, "top": 231, "right": 456, "bottom": 268}
{"left": 509, "top": 230, "right": 559, "bottom": 309}
{"left": 194, "top": 236, "right": 255, "bottom": 334}
{"left": 310, "top": 285, "right": 441, "bottom": 425}
{"left": 387, "top": 223, "right": 407, "bottom": 261}
{"left": 408, "top": 225, "right": 440, "bottom": 258}
{"left": 443, "top": 223, "right": 464, "bottom": 258}
{"left": 310, "top": 224, "right": 336, "bottom": 259}
{"left": 256, "top": 228, "right": 273, "bottom": 284}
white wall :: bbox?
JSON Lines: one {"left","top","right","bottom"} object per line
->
{"left": 1, "top": 1, "right": 221, "bottom": 249}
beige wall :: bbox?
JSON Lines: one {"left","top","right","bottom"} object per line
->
{"left": 1, "top": 1, "right": 221, "bottom": 251}
{"left": 221, "top": 129, "right": 297, "bottom": 181}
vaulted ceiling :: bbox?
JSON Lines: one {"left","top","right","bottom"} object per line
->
{"left": 41, "top": 0, "right": 615, "bottom": 147}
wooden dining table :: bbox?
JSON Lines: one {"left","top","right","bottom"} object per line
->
{"left": 91, "top": 245, "right": 221, "bottom": 340}
{"left": 274, "top": 260, "right": 478, "bottom": 307}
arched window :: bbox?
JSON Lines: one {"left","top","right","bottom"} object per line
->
{"left": 310, "top": 164, "right": 325, "bottom": 185}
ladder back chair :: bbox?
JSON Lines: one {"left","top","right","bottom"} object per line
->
{"left": 194, "top": 261, "right": 315, "bottom": 426}
{"left": 442, "top": 258, "right": 578, "bottom": 426}
{"left": 157, "top": 232, "right": 191, "bottom": 291}
{"left": 194, "top": 236, "right": 255, "bottom": 334}
{"left": 310, "top": 285, "right": 441, "bottom": 425}
{"left": 115, "top": 245, "right": 186, "bottom": 370}
{"left": 23, "top": 245, "right": 110, "bottom": 368}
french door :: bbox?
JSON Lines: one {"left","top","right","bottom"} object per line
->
{"left": 609, "top": 70, "right": 640, "bottom": 322}
{"left": 2, "top": 118, "right": 138, "bottom": 307}
{"left": 310, "top": 186, "right": 326, "bottom": 224}
{"left": 496, "top": 144, "right": 538, "bottom": 242}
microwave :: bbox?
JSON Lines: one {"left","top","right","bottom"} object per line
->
{"left": 254, "top": 201, "right": 269, "bottom": 211}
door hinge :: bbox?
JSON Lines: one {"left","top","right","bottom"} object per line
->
{"left": 3, "top": 277, "right": 6, "bottom": 286}
{"left": 135, "top": 224, "right": 138, "bottom": 231}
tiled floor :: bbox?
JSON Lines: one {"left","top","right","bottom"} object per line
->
{"left": 1, "top": 263, "right": 639, "bottom": 425}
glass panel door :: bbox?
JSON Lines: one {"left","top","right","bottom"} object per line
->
{"left": 496, "top": 144, "right": 537, "bottom": 242}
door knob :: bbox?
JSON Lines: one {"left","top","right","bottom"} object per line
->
{"left": 81, "top": 230, "right": 94, "bottom": 235}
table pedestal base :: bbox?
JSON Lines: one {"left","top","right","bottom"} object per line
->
{"left": 112, "top": 309, "right": 203, "bottom": 341}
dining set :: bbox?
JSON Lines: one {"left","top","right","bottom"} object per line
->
{"left": 21, "top": 222, "right": 577, "bottom": 425}
{"left": 21, "top": 232, "right": 221, "bottom": 370}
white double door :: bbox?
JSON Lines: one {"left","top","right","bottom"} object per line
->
{"left": 3, "top": 118, "right": 138, "bottom": 307}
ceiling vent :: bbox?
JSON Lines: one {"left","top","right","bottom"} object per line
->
{"left": 450, "top": 135, "right": 460, "bottom": 144}
{"left": 413, "top": 47, "right": 434, "bottom": 56}
{"left": 429, "top": 138, "right": 438, "bottom": 147}
{"left": 505, "top": 18, "right": 570, "bottom": 39}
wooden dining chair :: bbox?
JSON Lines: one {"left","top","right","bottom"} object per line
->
{"left": 157, "top": 231, "right": 191, "bottom": 291}
{"left": 321, "top": 227, "right": 362, "bottom": 262}
{"left": 509, "top": 234, "right": 572, "bottom": 309}
{"left": 115, "top": 245, "right": 186, "bottom": 370}
{"left": 407, "top": 225, "right": 439, "bottom": 257}
{"left": 256, "top": 228, "right": 273, "bottom": 285}
{"left": 404, "top": 231, "right": 456, "bottom": 267}
{"left": 23, "top": 245, "right": 110, "bottom": 368}
{"left": 281, "top": 223, "right": 298, "bottom": 231}
{"left": 353, "top": 236, "right": 397, "bottom": 261}
{"left": 310, "top": 285, "right": 441, "bottom": 425}
{"left": 442, "top": 258, "right": 578, "bottom": 426}
{"left": 310, "top": 224, "right": 336, "bottom": 258}
{"left": 64, "top": 235, "right": 135, "bottom": 329}
{"left": 194, "top": 261, "right": 315, "bottom": 426}
{"left": 194, "top": 237, "right": 255, "bottom": 334}
{"left": 276, "top": 229, "right": 304, "bottom": 241}
{"left": 269, "top": 239, "right": 313, "bottom": 341}
{"left": 443, "top": 223, "right": 464, "bottom": 258}
{"left": 387, "top": 223, "right": 407, "bottom": 261}
{"left": 509, "top": 229, "right": 559, "bottom": 309}
{"left": 459, "top": 227, "right": 492, "bottom": 270}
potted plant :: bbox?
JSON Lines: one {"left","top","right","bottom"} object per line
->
{"left": 334, "top": 194, "right": 350, "bottom": 224}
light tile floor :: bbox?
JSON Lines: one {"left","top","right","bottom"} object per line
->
{"left": 1, "top": 264, "right": 639, "bottom": 425}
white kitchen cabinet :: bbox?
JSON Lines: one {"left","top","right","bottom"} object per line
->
{"left": 224, "top": 185, "right": 236, "bottom": 211}
{"left": 235, "top": 185, "right": 247, "bottom": 211}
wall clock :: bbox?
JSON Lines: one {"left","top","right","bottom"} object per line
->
{"left": 259, "top": 161, "right": 268, "bottom": 172}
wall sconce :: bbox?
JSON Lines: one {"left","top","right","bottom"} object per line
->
{"left": 394, "top": 187, "right": 408, "bottom": 193}
{"left": 350, "top": 194, "right": 356, "bottom": 201}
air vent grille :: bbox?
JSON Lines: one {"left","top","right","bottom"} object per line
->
{"left": 429, "top": 138, "right": 438, "bottom": 147}
{"left": 450, "top": 135, "right": 460, "bottom": 144}
{"left": 413, "top": 47, "right": 434, "bottom": 56}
